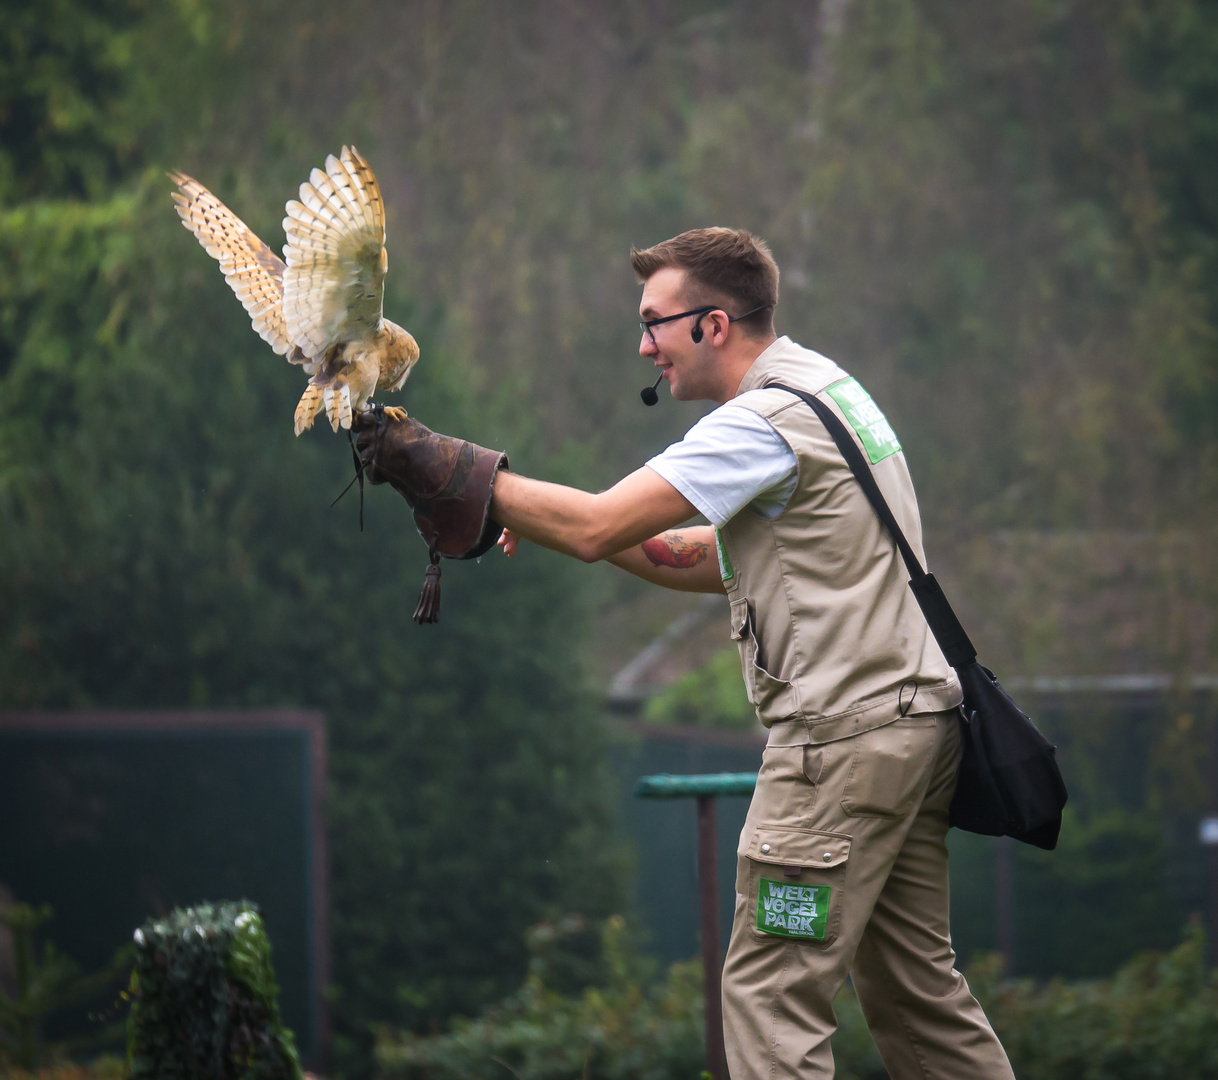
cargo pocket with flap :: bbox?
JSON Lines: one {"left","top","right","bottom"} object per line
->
{"left": 741, "top": 826, "right": 850, "bottom": 945}
{"left": 729, "top": 597, "right": 797, "bottom": 717}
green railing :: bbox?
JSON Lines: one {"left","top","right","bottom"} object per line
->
{"left": 634, "top": 772, "right": 757, "bottom": 799}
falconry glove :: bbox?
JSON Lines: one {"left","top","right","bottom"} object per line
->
{"left": 354, "top": 412, "right": 508, "bottom": 624}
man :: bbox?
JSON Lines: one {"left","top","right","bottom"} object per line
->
{"left": 359, "top": 228, "right": 1013, "bottom": 1078}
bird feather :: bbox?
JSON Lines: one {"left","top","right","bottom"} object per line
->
{"left": 282, "top": 146, "right": 387, "bottom": 359}
{"left": 169, "top": 172, "right": 292, "bottom": 356}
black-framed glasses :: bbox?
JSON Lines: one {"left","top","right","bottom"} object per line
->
{"left": 639, "top": 306, "right": 716, "bottom": 345}
{"left": 639, "top": 303, "right": 772, "bottom": 344}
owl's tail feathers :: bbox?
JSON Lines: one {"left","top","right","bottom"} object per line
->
{"left": 294, "top": 384, "right": 325, "bottom": 436}
{"left": 324, "top": 383, "right": 354, "bottom": 432}
{"left": 294, "top": 380, "right": 353, "bottom": 434}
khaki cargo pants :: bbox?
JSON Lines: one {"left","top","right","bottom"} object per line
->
{"left": 722, "top": 709, "right": 1013, "bottom": 1079}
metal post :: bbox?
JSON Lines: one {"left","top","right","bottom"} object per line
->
{"left": 697, "top": 795, "right": 726, "bottom": 1080}
{"left": 1209, "top": 711, "right": 1218, "bottom": 969}
{"left": 994, "top": 835, "right": 1015, "bottom": 973}
{"left": 1209, "top": 835, "right": 1218, "bottom": 970}
{"left": 634, "top": 772, "right": 755, "bottom": 1080}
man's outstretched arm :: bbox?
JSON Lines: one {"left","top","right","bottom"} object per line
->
{"left": 491, "top": 465, "right": 697, "bottom": 562}
{"left": 491, "top": 467, "right": 725, "bottom": 593}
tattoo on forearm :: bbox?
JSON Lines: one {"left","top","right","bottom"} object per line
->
{"left": 642, "top": 532, "right": 709, "bottom": 570}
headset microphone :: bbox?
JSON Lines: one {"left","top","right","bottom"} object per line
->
{"left": 638, "top": 305, "right": 773, "bottom": 406}
{"left": 640, "top": 372, "right": 663, "bottom": 406}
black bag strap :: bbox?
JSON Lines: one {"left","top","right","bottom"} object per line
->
{"left": 766, "top": 382, "right": 978, "bottom": 669}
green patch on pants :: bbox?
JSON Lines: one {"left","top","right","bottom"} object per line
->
{"left": 757, "top": 878, "right": 830, "bottom": 940}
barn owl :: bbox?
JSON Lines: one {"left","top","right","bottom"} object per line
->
{"left": 170, "top": 146, "right": 419, "bottom": 435}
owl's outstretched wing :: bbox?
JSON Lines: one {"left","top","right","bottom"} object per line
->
{"left": 169, "top": 172, "right": 292, "bottom": 356}
{"left": 281, "top": 146, "right": 387, "bottom": 359}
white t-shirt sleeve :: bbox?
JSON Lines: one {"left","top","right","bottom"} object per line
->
{"left": 646, "top": 405, "right": 798, "bottom": 528}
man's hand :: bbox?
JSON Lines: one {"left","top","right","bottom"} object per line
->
{"left": 497, "top": 527, "right": 521, "bottom": 557}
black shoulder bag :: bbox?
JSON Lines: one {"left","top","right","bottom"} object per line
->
{"left": 768, "top": 382, "right": 1068, "bottom": 850}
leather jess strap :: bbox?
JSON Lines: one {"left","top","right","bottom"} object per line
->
{"left": 766, "top": 382, "right": 978, "bottom": 671}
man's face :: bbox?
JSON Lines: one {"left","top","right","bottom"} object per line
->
{"left": 638, "top": 267, "right": 723, "bottom": 403}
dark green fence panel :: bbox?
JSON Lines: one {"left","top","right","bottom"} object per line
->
{"left": 610, "top": 726, "right": 764, "bottom": 969}
{"left": 0, "top": 711, "right": 327, "bottom": 1065}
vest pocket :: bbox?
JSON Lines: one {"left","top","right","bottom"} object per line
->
{"left": 729, "top": 597, "right": 797, "bottom": 717}
{"left": 741, "top": 826, "right": 850, "bottom": 945}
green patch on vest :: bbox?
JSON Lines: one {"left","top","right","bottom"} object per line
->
{"left": 825, "top": 377, "right": 901, "bottom": 464}
{"left": 756, "top": 878, "right": 830, "bottom": 939}
{"left": 714, "top": 527, "right": 734, "bottom": 582}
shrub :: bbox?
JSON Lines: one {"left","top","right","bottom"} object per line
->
{"left": 972, "top": 922, "right": 1218, "bottom": 1080}
{"left": 374, "top": 916, "right": 702, "bottom": 1080}
{"left": 373, "top": 915, "right": 886, "bottom": 1080}
{"left": 0, "top": 1055, "right": 128, "bottom": 1079}
{"left": 641, "top": 648, "right": 755, "bottom": 731}
{"left": 0, "top": 902, "right": 130, "bottom": 1071}
{"left": 376, "top": 918, "right": 1218, "bottom": 1080}
{"left": 127, "top": 902, "right": 301, "bottom": 1080}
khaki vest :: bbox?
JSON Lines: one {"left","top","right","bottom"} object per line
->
{"left": 718, "top": 337, "right": 961, "bottom": 741}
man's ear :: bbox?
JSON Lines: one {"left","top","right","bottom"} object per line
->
{"left": 710, "top": 309, "right": 732, "bottom": 344}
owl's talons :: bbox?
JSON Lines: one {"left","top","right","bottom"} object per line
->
{"left": 380, "top": 405, "right": 409, "bottom": 424}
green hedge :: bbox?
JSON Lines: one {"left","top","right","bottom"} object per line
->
{"left": 373, "top": 915, "right": 886, "bottom": 1080}
{"left": 972, "top": 922, "right": 1218, "bottom": 1080}
{"left": 376, "top": 920, "right": 1218, "bottom": 1080}
{"left": 127, "top": 902, "right": 302, "bottom": 1080}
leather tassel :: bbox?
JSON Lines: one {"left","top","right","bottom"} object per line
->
{"left": 413, "top": 555, "right": 442, "bottom": 624}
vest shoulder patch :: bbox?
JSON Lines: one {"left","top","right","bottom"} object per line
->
{"left": 824, "top": 377, "right": 901, "bottom": 464}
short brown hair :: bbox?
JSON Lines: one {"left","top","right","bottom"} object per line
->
{"left": 630, "top": 227, "right": 779, "bottom": 336}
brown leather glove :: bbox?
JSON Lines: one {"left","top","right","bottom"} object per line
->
{"left": 354, "top": 411, "right": 508, "bottom": 624}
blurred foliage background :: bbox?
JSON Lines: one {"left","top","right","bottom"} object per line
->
{"left": 2, "top": 0, "right": 1218, "bottom": 1076}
